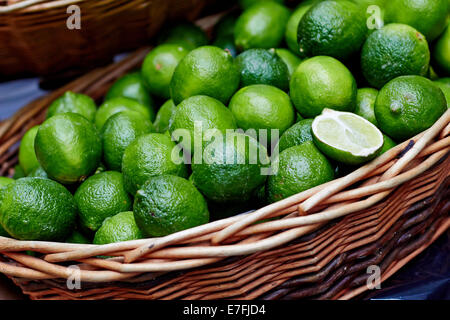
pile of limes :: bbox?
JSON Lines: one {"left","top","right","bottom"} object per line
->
{"left": 1, "top": 0, "right": 448, "bottom": 245}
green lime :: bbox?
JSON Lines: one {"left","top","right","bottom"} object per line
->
{"left": 433, "top": 25, "right": 450, "bottom": 76}
{"left": 290, "top": 56, "right": 357, "bottom": 118}
{"left": 285, "top": 1, "right": 315, "bottom": 55}
{"left": 93, "top": 211, "right": 142, "bottom": 244}
{"left": 75, "top": 171, "right": 132, "bottom": 232}
{"left": 122, "top": 133, "right": 188, "bottom": 195}
{"left": 212, "top": 35, "right": 238, "bottom": 57}
{"left": 355, "top": 88, "right": 379, "bottom": 125}
{"left": 277, "top": 119, "right": 314, "bottom": 152}
{"left": 234, "top": 1, "right": 291, "bottom": 51}
{"left": 191, "top": 132, "right": 269, "bottom": 203}
{"left": 105, "top": 72, "right": 155, "bottom": 110}
{"left": 142, "top": 44, "right": 189, "bottom": 99}
{"left": 170, "top": 46, "right": 240, "bottom": 104}
{"left": 374, "top": 75, "right": 447, "bottom": 140}
{"left": 153, "top": 99, "right": 177, "bottom": 133}
{"left": 297, "top": 0, "right": 367, "bottom": 60}
{"left": 312, "top": 109, "right": 384, "bottom": 165}
{"left": 18, "top": 126, "right": 40, "bottom": 175}
{"left": 169, "top": 95, "right": 237, "bottom": 153}
{"left": 236, "top": 49, "right": 289, "bottom": 90}
{"left": 0, "top": 177, "right": 14, "bottom": 189}
{"left": 434, "top": 78, "right": 450, "bottom": 108}
{"left": 66, "top": 230, "right": 91, "bottom": 244}
{"left": 239, "top": 0, "right": 284, "bottom": 10}
{"left": 274, "top": 48, "right": 302, "bottom": 77}
{"left": 229, "top": 84, "right": 295, "bottom": 142}
{"left": 0, "top": 177, "right": 76, "bottom": 241}
{"left": 102, "top": 111, "right": 155, "bottom": 171}
{"left": 95, "top": 97, "right": 154, "bottom": 130}
{"left": 379, "top": 134, "right": 397, "bottom": 155}
{"left": 35, "top": 113, "right": 102, "bottom": 184}
{"left": 47, "top": 91, "right": 97, "bottom": 122}
{"left": 27, "top": 166, "right": 49, "bottom": 179}
{"left": 385, "top": 0, "right": 448, "bottom": 41}
{"left": 134, "top": 175, "right": 209, "bottom": 237}
{"left": 361, "top": 23, "right": 430, "bottom": 88}
{"left": 267, "top": 141, "right": 334, "bottom": 203}
{"left": 12, "top": 165, "right": 25, "bottom": 179}
{"left": 158, "top": 22, "right": 208, "bottom": 50}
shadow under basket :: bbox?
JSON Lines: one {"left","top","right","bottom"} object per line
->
{"left": 0, "top": 50, "right": 449, "bottom": 300}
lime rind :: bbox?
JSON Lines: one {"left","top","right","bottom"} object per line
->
{"left": 312, "top": 109, "right": 384, "bottom": 165}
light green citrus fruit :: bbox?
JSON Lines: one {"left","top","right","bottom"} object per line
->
{"left": 102, "top": 111, "right": 155, "bottom": 171}
{"left": 191, "top": 132, "right": 269, "bottom": 203}
{"left": 361, "top": 23, "right": 430, "bottom": 88}
{"left": 297, "top": 0, "right": 367, "bottom": 60}
{"left": 75, "top": 171, "right": 132, "bottom": 232}
{"left": 285, "top": 1, "right": 316, "bottom": 55}
{"left": 153, "top": 99, "right": 177, "bottom": 133}
{"left": 433, "top": 78, "right": 450, "bottom": 108}
{"left": 95, "top": 97, "right": 154, "bottom": 130}
{"left": 267, "top": 141, "right": 334, "bottom": 203}
{"left": 374, "top": 75, "right": 447, "bottom": 141}
{"left": 170, "top": 46, "right": 240, "bottom": 105}
{"left": 238, "top": 0, "right": 284, "bottom": 10}
{"left": 0, "top": 177, "right": 76, "bottom": 241}
{"left": 133, "top": 175, "right": 209, "bottom": 237}
{"left": 168, "top": 95, "right": 237, "bottom": 153}
{"left": 158, "top": 22, "right": 208, "bottom": 50}
{"left": 34, "top": 113, "right": 102, "bottom": 184}
{"left": 141, "top": 44, "right": 189, "bottom": 99}
{"left": 290, "top": 56, "right": 357, "bottom": 118}
{"left": 122, "top": 133, "right": 188, "bottom": 195}
{"left": 234, "top": 1, "right": 291, "bottom": 51}
{"left": 93, "top": 211, "right": 143, "bottom": 245}
{"left": 312, "top": 109, "right": 384, "bottom": 165}
{"left": 47, "top": 91, "right": 96, "bottom": 122}
{"left": 355, "top": 88, "right": 379, "bottom": 125}
{"left": 18, "top": 126, "right": 40, "bottom": 175}
{"left": 277, "top": 119, "right": 314, "bottom": 152}
{"left": 27, "top": 166, "right": 49, "bottom": 179}
{"left": 274, "top": 48, "right": 302, "bottom": 77}
{"left": 433, "top": 25, "right": 450, "bottom": 76}
{"left": 229, "top": 84, "right": 295, "bottom": 142}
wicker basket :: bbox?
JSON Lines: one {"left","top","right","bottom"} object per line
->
{"left": 0, "top": 17, "right": 449, "bottom": 301}
{"left": 0, "top": 0, "right": 209, "bottom": 77}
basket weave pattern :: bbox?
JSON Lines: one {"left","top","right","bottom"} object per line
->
{"left": 0, "top": 38, "right": 449, "bottom": 300}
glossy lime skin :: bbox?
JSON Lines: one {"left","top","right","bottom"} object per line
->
{"left": 285, "top": 1, "right": 315, "bottom": 55}
{"left": 75, "top": 171, "right": 132, "bottom": 232}
{"left": 267, "top": 141, "right": 334, "bottom": 203}
{"left": 385, "top": 0, "right": 448, "bottom": 41}
{"left": 168, "top": 95, "right": 237, "bottom": 153}
{"left": 34, "top": 113, "right": 102, "bottom": 184}
{"left": 27, "top": 166, "right": 49, "bottom": 179}
{"left": 290, "top": 56, "right": 357, "bottom": 118}
{"left": 355, "top": 88, "right": 379, "bottom": 126}
{"left": 141, "top": 44, "right": 189, "bottom": 99}
{"left": 374, "top": 75, "right": 447, "bottom": 141}
{"left": 158, "top": 22, "right": 208, "bottom": 50}
{"left": 133, "top": 175, "right": 209, "bottom": 237}
{"left": 433, "top": 26, "right": 450, "bottom": 76}
{"left": 191, "top": 133, "right": 269, "bottom": 203}
{"left": 361, "top": 24, "right": 430, "bottom": 89}
{"left": 274, "top": 48, "right": 302, "bottom": 78}
{"left": 170, "top": 46, "right": 240, "bottom": 105}
{"left": 0, "top": 178, "right": 76, "bottom": 241}
{"left": 47, "top": 91, "right": 97, "bottom": 122}
{"left": 105, "top": 72, "right": 155, "bottom": 110}
{"left": 234, "top": 2, "right": 290, "bottom": 51}
{"left": 0, "top": 178, "right": 14, "bottom": 237}
{"left": 277, "top": 119, "right": 314, "bottom": 153}
{"left": 18, "top": 126, "right": 40, "bottom": 175}
{"left": 433, "top": 78, "right": 450, "bottom": 108}
{"left": 153, "top": 99, "right": 177, "bottom": 133}
{"left": 236, "top": 49, "right": 289, "bottom": 90}
{"left": 93, "top": 211, "right": 142, "bottom": 244}
{"left": 122, "top": 133, "right": 188, "bottom": 195}
{"left": 297, "top": 0, "right": 367, "bottom": 60}
{"left": 229, "top": 84, "right": 295, "bottom": 142}
{"left": 102, "top": 111, "right": 155, "bottom": 171}
{"left": 95, "top": 97, "right": 154, "bottom": 130}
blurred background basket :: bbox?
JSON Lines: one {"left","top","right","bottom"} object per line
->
{"left": 0, "top": 0, "right": 214, "bottom": 78}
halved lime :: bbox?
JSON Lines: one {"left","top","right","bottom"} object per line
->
{"left": 312, "top": 109, "right": 384, "bottom": 165}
